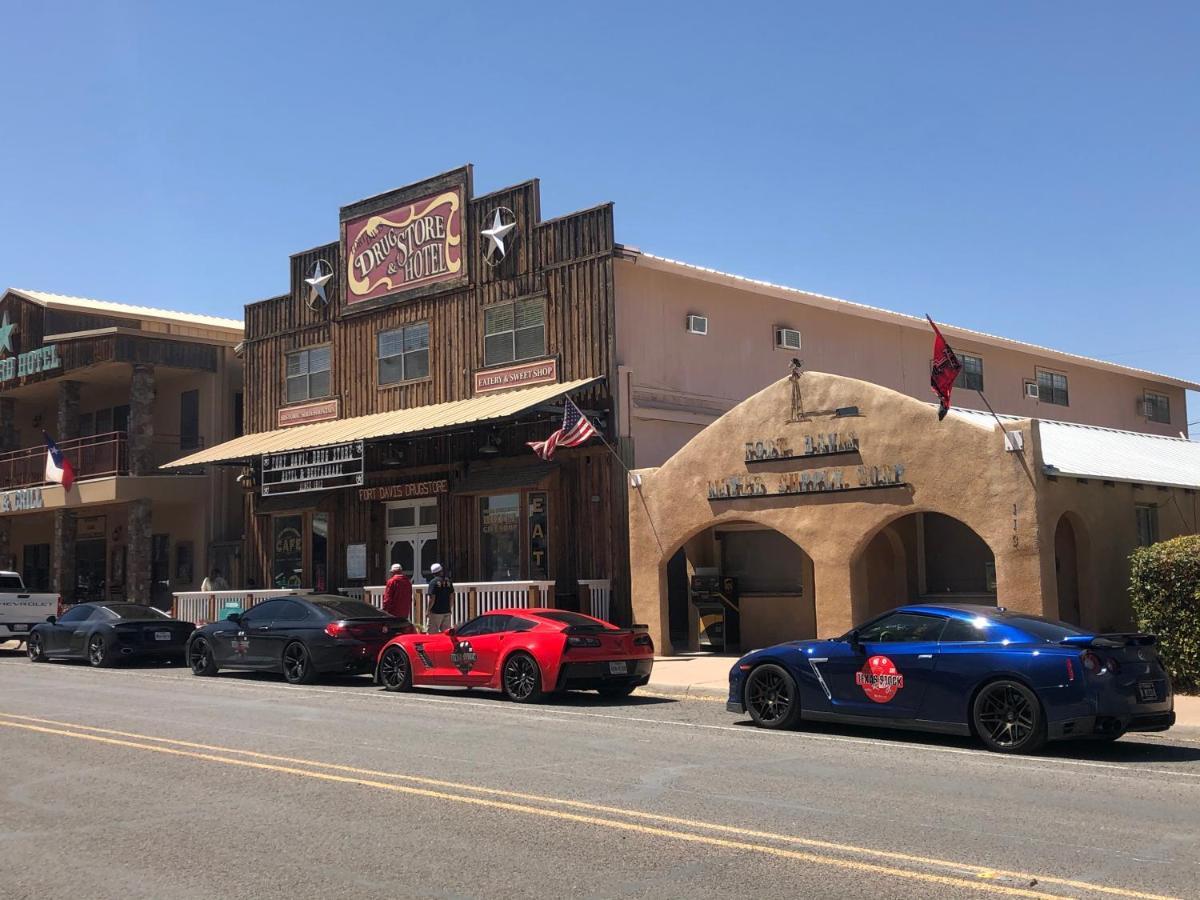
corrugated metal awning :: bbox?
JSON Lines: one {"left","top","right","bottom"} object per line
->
{"left": 1040, "top": 420, "right": 1200, "bottom": 490}
{"left": 162, "top": 376, "right": 602, "bottom": 468}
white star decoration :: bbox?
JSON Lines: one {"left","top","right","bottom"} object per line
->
{"left": 305, "top": 261, "right": 333, "bottom": 307}
{"left": 0, "top": 311, "right": 16, "bottom": 355}
{"left": 481, "top": 208, "right": 517, "bottom": 264}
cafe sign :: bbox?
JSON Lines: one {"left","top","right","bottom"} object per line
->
{"left": 343, "top": 188, "right": 464, "bottom": 304}
{"left": 261, "top": 441, "right": 365, "bottom": 496}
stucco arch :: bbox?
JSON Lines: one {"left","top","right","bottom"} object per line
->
{"left": 1052, "top": 510, "right": 1093, "bottom": 627}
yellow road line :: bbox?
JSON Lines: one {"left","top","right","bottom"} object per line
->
{"left": 0, "top": 713, "right": 1177, "bottom": 900}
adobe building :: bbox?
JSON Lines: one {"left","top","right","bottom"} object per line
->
{"left": 628, "top": 372, "right": 1200, "bottom": 655}
{"left": 0, "top": 289, "right": 244, "bottom": 606}
{"left": 167, "top": 163, "right": 1194, "bottom": 623}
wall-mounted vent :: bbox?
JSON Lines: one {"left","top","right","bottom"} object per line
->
{"left": 1024, "top": 382, "right": 1040, "bottom": 400}
{"left": 686, "top": 314, "right": 708, "bottom": 335}
{"left": 775, "top": 327, "right": 802, "bottom": 350}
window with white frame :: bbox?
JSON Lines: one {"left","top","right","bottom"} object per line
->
{"left": 959, "top": 353, "right": 984, "bottom": 392}
{"left": 285, "top": 347, "right": 331, "bottom": 403}
{"left": 484, "top": 298, "right": 545, "bottom": 367}
{"left": 1036, "top": 369, "right": 1069, "bottom": 406}
{"left": 1144, "top": 391, "right": 1170, "bottom": 424}
{"left": 378, "top": 322, "right": 430, "bottom": 385}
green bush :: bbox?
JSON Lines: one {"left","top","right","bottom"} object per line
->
{"left": 1129, "top": 534, "right": 1200, "bottom": 694}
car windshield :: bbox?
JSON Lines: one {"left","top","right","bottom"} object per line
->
{"left": 311, "top": 599, "right": 389, "bottom": 619}
{"left": 1002, "top": 615, "right": 1090, "bottom": 642}
{"left": 99, "top": 604, "right": 170, "bottom": 620}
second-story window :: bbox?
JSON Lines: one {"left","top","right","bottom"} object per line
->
{"left": 286, "top": 347, "right": 331, "bottom": 403}
{"left": 958, "top": 353, "right": 984, "bottom": 392}
{"left": 1144, "top": 391, "right": 1170, "bottom": 424}
{"left": 378, "top": 322, "right": 430, "bottom": 385}
{"left": 1036, "top": 369, "right": 1069, "bottom": 406}
{"left": 484, "top": 298, "right": 545, "bottom": 367}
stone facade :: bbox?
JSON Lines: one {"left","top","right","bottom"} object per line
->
{"left": 129, "top": 364, "right": 156, "bottom": 476}
{"left": 51, "top": 508, "right": 76, "bottom": 595}
{"left": 56, "top": 380, "right": 80, "bottom": 440}
{"left": 125, "top": 498, "right": 152, "bottom": 602}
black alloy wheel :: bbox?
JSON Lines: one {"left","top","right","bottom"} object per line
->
{"left": 378, "top": 646, "right": 413, "bottom": 692}
{"left": 501, "top": 653, "right": 544, "bottom": 703}
{"left": 189, "top": 638, "right": 219, "bottom": 676}
{"left": 598, "top": 683, "right": 637, "bottom": 699}
{"left": 282, "top": 641, "right": 318, "bottom": 685}
{"left": 87, "top": 634, "right": 113, "bottom": 668}
{"left": 972, "top": 680, "right": 1046, "bottom": 753}
{"left": 744, "top": 664, "right": 802, "bottom": 729}
{"left": 27, "top": 632, "right": 47, "bottom": 662}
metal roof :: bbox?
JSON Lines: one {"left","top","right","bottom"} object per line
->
{"left": 8, "top": 289, "right": 243, "bottom": 332}
{"left": 1040, "top": 420, "right": 1200, "bottom": 490}
{"left": 162, "top": 377, "right": 602, "bottom": 467}
{"left": 622, "top": 251, "right": 1200, "bottom": 392}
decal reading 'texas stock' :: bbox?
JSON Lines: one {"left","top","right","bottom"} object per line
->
{"left": 856, "top": 655, "right": 905, "bottom": 703}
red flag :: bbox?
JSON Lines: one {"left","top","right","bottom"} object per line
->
{"left": 927, "top": 315, "right": 963, "bottom": 421}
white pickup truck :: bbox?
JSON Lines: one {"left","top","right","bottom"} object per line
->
{"left": 0, "top": 571, "right": 60, "bottom": 645}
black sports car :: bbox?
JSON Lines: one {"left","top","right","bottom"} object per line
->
{"left": 27, "top": 602, "right": 195, "bottom": 667}
{"left": 186, "top": 594, "right": 416, "bottom": 685}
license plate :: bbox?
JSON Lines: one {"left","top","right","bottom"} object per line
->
{"left": 1138, "top": 682, "right": 1157, "bottom": 702}
{"left": 155, "top": 631, "right": 172, "bottom": 642}
{"left": 608, "top": 661, "right": 628, "bottom": 675}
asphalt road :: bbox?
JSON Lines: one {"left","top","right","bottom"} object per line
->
{"left": 2, "top": 649, "right": 1199, "bottom": 900}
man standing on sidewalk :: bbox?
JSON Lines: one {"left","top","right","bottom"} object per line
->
{"left": 382, "top": 563, "right": 413, "bottom": 621}
{"left": 425, "top": 563, "right": 454, "bottom": 633}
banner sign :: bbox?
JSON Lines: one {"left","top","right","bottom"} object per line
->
{"left": 0, "top": 487, "right": 43, "bottom": 512}
{"left": 474, "top": 358, "right": 558, "bottom": 395}
{"left": 358, "top": 478, "right": 449, "bottom": 502}
{"left": 278, "top": 399, "right": 339, "bottom": 428}
{"left": 261, "top": 441, "right": 364, "bottom": 496}
{"left": 343, "top": 189, "right": 464, "bottom": 304}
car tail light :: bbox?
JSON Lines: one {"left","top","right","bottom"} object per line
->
{"left": 1081, "top": 651, "right": 1109, "bottom": 675}
{"left": 633, "top": 634, "right": 653, "bottom": 649}
{"left": 1065, "top": 658, "right": 1075, "bottom": 682}
{"left": 325, "top": 621, "right": 349, "bottom": 638}
{"left": 566, "top": 636, "right": 601, "bottom": 648}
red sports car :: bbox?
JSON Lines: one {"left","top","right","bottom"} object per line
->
{"left": 374, "top": 608, "right": 654, "bottom": 702}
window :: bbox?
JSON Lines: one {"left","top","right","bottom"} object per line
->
{"left": 241, "top": 599, "right": 287, "bottom": 625}
{"left": 455, "top": 615, "right": 509, "bottom": 638}
{"left": 940, "top": 616, "right": 993, "bottom": 643}
{"left": 312, "top": 599, "right": 386, "bottom": 619}
{"left": 1135, "top": 505, "right": 1159, "bottom": 547}
{"left": 271, "top": 516, "right": 304, "bottom": 589}
{"left": 1144, "top": 391, "right": 1170, "bottom": 424}
{"left": 479, "top": 494, "right": 521, "bottom": 580}
{"left": 1001, "top": 614, "right": 1087, "bottom": 642}
{"left": 856, "top": 612, "right": 947, "bottom": 643}
{"left": 286, "top": 347, "right": 331, "bottom": 403}
{"left": 234, "top": 393, "right": 244, "bottom": 437}
{"left": 58, "top": 605, "right": 96, "bottom": 624}
{"left": 99, "top": 604, "right": 169, "bottom": 620}
{"left": 22, "top": 544, "right": 50, "bottom": 592}
{"left": 1036, "top": 370, "right": 1069, "bottom": 406}
{"left": 180, "top": 390, "right": 200, "bottom": 450}
{"left": 266, "top": 600, "right": 309, "bottom": 622}
{"left": 0, "top": 573, "right": 23, "bottom": 590}
{"left": 378, "top": 322, "right": 430, "bottom": 385}
{"left": 484, "top": 298, "right": 545, "bottom": 366}
{"left": 959, "top": 353, "right": 984, "bottom": 392}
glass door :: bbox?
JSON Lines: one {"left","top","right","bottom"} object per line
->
{"left": 386, "top": 499, "right": 438, "bottom": 584}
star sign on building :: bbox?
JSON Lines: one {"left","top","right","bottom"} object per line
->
{"left": 481, "top": 208, "right": 517, "bottom": 266}
{"left": 0, "top": 311, "right": 17, "bottom": 356}
{"left": 305, "top": 259, "right": 334, "bottom": 309}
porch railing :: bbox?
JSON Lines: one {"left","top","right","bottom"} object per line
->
{"left": 579, "top": 579, "right": 612, "bottom": 621}
{"left": 340, "top": 581, "right": 556, "bottom": 631}
{"left": 0, "top": 432, "right": 207, "bottom": 490}
{"left": 171, "top": 589, "right": 311, "bottom": 625}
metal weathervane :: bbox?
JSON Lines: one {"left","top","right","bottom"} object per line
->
{"left": 481, "top": 207, "right": 517, "bottom": 266}
{"left": 304, "top": 259, "right": 334, "bottom": 309}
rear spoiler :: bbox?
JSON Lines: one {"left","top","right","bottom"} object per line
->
{"left": 565, "top": 624, "right": 650, "bottom": 637}
{"left": 1059, "top": 633, "right": 1157, "bottom": 649}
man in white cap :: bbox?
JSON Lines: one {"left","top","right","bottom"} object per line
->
{"left": 382, "top": 562, "right": 413, "bottom": 621}
{"left": 425, "top": 563, "right": 454, "bottom": 633}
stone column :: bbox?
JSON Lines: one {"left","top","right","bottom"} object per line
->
{"left": 128, "top": 364, "right": 156, "bottom": 476}
{"left": 126, "top": 498, "right": 152, "bottom": 603}
{"left": 0, "top": 397, "right": 19, "bottom": 452}
{"left": 51, "top": 509, "right": 77, "bottom": 600}
{"left": 57, "top": 380, "right": 81, "bottom": 440}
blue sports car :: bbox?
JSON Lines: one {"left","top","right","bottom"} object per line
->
{"left": 727, "top": 604, "right": 1175, "bottom": 753}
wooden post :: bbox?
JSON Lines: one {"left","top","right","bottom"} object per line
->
{"left": 414, "top": 588, "right": 425, "bottom": 629}
{"left": 467, "top": 587, "right": 478, "bottom": 620}
{"left": 582, "top": 583, "right": 593, "bottom": 617}
{"left": 529, "top": 584, "right": 541, "bottom": 609}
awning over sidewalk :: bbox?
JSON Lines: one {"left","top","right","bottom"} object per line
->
{"left": 161, "top": 377, "right": 602, "bottom": 468}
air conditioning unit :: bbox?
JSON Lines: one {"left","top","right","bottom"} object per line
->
{"left": 686, "top": 314, "right": 708, "bottom": 335}
{"left": 1024, "top": 382, "right": 1040, "bottom": 400}
{"left": 775, "top": 327, "right": 802, "bottom": 350}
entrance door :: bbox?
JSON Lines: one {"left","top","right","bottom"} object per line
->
{"left": 75, "top": 539, "right": 107, "bottom": 603}
{"left": 386, "top": 499, "right": 438, "bottom": 584}
{"left": 151, "top": 534, "right": 171, "bottom": 609}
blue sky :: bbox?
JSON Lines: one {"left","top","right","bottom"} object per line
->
{"left": 1, "top": 2, "right": 1197, "bottom": 418}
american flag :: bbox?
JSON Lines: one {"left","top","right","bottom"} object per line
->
{"left": 527, "top": 399, "right": 598, "bottom": 460}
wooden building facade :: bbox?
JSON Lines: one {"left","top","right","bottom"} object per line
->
{"left": 234, "top": 167, "right": 629, "bottom": 614}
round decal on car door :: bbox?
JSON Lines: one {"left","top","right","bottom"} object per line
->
{"left": 855, "top": 655, "right": 905, "bottom": 703}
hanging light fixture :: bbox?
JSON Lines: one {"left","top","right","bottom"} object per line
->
{"left": 478, "top": 430, "right": 501, "bottom": 456}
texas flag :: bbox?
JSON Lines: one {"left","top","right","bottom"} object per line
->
{"left": 43, "top": 432, "right": 75, "bottom": 491}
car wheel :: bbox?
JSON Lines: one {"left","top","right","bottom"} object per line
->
{"left": 972, "top": 680, "right": 1047, "bottom": 753}
{"left": 282, "top": 641, "right": 318, "bottom": 685}
{"left": 378, "top": 646, "right": 413, "bottom": 692}
{"left": 598, "top": 683, "right": 637, "bottom": 699}
{"left": 744, "top": 664, "right": 802, "bottom": 729}
{"left": 27, "top": 633, "right": 47, "bottom": 662}
{"left": 501, "top": 652, "right": 544, "bottom": 703}
{"left": 189, "top": 638, "right": 219, "bottom": 676}
{"left": 87, "top": 634, "right": 114, "bottom": 668}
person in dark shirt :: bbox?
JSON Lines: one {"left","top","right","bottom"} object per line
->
{"left": 382, "top": 563, "right": 413, "bottom": 620}
{"left": 425, "top": 563, "right": 454, "bottom": 633}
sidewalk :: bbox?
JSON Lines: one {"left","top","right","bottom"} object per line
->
{"left": 645, "top": 654, "right": 1200, "bottom": 729}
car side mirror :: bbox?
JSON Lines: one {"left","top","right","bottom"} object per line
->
{"left": 446, "top": 627, "right": 456, "bottom": 639}
{"left": 46, "top": 615, "right": 57, "bottom": 624}
{"left": 847, "top": 629, "right": 863, "bottom": 650}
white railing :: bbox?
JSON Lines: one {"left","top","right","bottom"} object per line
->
{"left": 579, "top": 579, "right": 612, "bottom": 622}
{"left": 338, "top": 581, "right": 556, "bottom": 630}
{"left": 171, "top": 589, "right": 311, "bottom": 625}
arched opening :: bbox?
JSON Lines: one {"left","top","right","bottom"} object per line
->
{"left": 664, "top": 520, "right": 815, "bottom": 654}
{"left": 1054, "top": 514, "right": 1082, "bottom": 625}
{"left": 855, "top": 512, "right": 996, "bottom": 612}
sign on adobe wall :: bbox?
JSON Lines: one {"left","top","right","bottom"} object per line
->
{"left": 342, "top": 189, "right": 464, "bottom": 305}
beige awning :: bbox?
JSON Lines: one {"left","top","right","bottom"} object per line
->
{"left": 162, "top": 376, "right": 602, "bottom": 468}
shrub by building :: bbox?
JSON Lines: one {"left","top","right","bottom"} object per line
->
{"left": 1130, "top": 534, "right": 1200, "bottom": 693}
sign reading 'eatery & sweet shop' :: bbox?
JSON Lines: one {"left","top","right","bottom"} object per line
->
{"left": 343, "top": 189, "right": 464, "bottom": 304}
{"left": 474, "top": 358, "right": 558, "bottom": 395}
